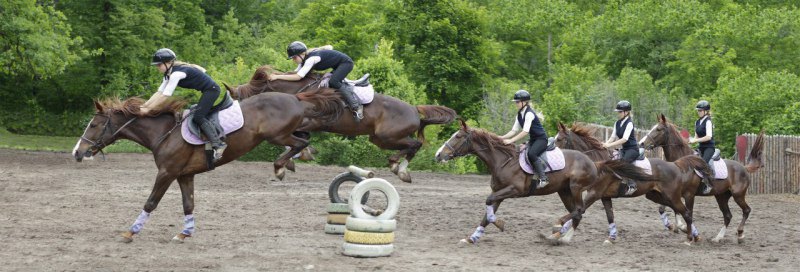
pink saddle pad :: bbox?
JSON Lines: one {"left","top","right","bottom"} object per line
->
{"left": 519, "top": 146, "right": 566, "bottom": 175}
{"left": 181, "top": 100, "right": 245, "bottom": 145}
{"left": 354, "top": 85, "right": 374, "bottom": 104}
{"left": 694, "top": 159, "right": 728, "bottom": 180}
{"left": 633, "top": 158, "right": 652, "bottom": 175}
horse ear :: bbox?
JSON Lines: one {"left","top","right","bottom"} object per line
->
{"left": 459, "top": 118, "right": 468, "bottom": 131}
{"left": 94, "top": 101, "right": 103, "bottom": 112}
{"left": 658, "top": 113, "right": 665, "bottom": 123}
{"left": 558, "top": 122, "right": 566, "bottom": 131}
{"left": 222, "top": 82, "right": 232, "bottom": 92}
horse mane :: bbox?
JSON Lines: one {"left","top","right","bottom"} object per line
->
{"left": 569, "top": 123, "right": 605, "bottom": 151}
{"left": 234, "top": 65, "right": 325, "bottom": 99}
{"left": 468, "top": 128, "right": 517, "bottom": 158}
{"left": 296, "top": 88, "right": 344, "bottom": 123}
{"left": 96, "top": 97, "right": 187, "bottom": 117}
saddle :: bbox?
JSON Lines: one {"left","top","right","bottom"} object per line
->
{"left": 519, "top": 138, "right": 565, "bottom": 175}
{"left": 185, "top": 92, "right": 235, "bottom": 139}
{"left": 345, "top": 73, "right": 371, "bottom": 87}
{"left": 613, "top": 148, "right": 652, "bottom": 175}
{"left": 693, "top": 148, "right": 728, "bottom": 179}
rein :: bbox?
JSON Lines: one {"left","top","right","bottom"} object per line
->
{"left": 80, "top": 114, "right": 138, "bottom": 159}
{"left": 152, "top": 113, "right": 188, "bottom": 149}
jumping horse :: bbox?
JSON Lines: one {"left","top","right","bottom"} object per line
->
{"left": 640, "top": 114, "right": 765, "bottom": 243}
{"left": 228, "top": 66, "right": 457, "bottom": 183}
{"left": 73, "top": 93, "right": 310, "bottom": 242}
{"left": 434, "top": 120, "right": 653, "bottom": 244}
{"left": 555, "top": 122, "right": 713, "bottom": 244}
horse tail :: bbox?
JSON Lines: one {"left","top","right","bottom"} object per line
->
{"left": 416, "top": 105, "right": 457, "bottom": 143}
{"left": 296, "top": 89, "right": 343, "bottom": 123}
{"left": 675, "top": 155, "right": 713, "bottom": 178}
{"left": 745, "top": 130, "right": 765, "bottom": 173}
{"left": 596, "top": 160, "right": 656, "bottom": 182}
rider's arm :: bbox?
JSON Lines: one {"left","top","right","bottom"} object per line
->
{"left": 141, "top": 72, "right": 186, "bottom": 112}
{"left": 504, "top": 111, "right": 534, "bottom": 144}
{"left": 500, "top": 117, "right": 522, "bottom": 139}
{"left": 273, "top": 56, "right": 321, "bottom": 81}
{"left": 692, "top": 121, "right": 713, "bottom": 143}
{"left": 604, "top": 122, "right": 632, "bottom": 148}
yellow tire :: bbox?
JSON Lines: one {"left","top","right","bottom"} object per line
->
{"left": 327, "top": 213, "right": 348, "bottom": 224}
{"left": 344, "top": 229, "right": 395, "bottom": 245}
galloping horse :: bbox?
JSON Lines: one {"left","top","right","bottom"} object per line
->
{"left": 434, "top": 120, "right": 653, "bottom": 244}
{"left": 73, "top": 93, "right": 310, "bottom": 242}
{"left": 640, "top": 114, "right": 765, "bottom": 243}
{"left": 229, "top": 66, "right": 457, "bottom": 183}
{"left": 555, "top": 122, "right": 712, "bottom": 244}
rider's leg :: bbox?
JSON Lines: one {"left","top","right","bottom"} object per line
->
{"left": 620, "top": 148, "right": 638, "bottom": 195}
{"left": 700, "top": 147, "right": 714, "bottom": 193}
{"left": 528, "top": 137, "right": 549, "bottom": 189}
{"left": 329, "top": 62, "right": 362, "bottom": 120}
{"left": 193, "top": 88, "right": 226, "bottom": 160}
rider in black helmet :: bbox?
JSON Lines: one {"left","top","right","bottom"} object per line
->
{"left": 140, "top": 48, "right": 227, "bottom": 161}
{"left": 270, "top": 41, "right": 363, "bottom": 122}
{"left": 500, "top": 90, "right": 549, "bottom": 189}
{"left": 690, "top": 100, "right": 715, "bottom": 194}
{"left": 603, "top": 100, "right": 638, "bottom": 196}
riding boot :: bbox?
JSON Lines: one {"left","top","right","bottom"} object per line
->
{"left": 702, "top": 160, "right": 715, "bottom": 194}
{"left": 623, "top": 179, "right": 637, "bottom": 196}
{"left": 199, "top": 120, "right": 227, "bottom": 161}
{"left": 533, "top": 158, "right": 549, "bottom": 189}
{"left": 337, "top": 83, "right": 363, "bottom": 122}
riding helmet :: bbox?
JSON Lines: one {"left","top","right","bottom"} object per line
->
{"left": 614, "top": 100, "right": 632, "bottom": 112}
{"left": 512, "top": 90, "right": 531, "bottom": 101}
{"left": 151, "top": 48, "right": 176, "bottom": 65}
{"left": 695, "top": 100, "right": 711, "bottom": 111}
{"left": 286, "top": 41, "right": 307, "bottom": 59}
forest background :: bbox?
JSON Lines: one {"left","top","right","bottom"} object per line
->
{"left": 2, "top": 0, "right": 798, "bottom": 173}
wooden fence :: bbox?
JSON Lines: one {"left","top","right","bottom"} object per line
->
{"left": 581, "top": 124, "right": 799, "bottom": 195}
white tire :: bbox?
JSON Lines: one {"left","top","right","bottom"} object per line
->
{"left": 349, "top": 178, "right": 400, "bottom": 220}
{"left": 326, "top": 203, "right": 350, "bottom": 214}
{"left": 324, "top": 223, "right": 345, "bottom": 234}
{"left": 342, "top": 242, "right": 394, "bottom": 258}
{"left": 345, "top": 217, "right": 396, "bottom": 233}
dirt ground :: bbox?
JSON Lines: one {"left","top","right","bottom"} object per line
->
{"left": 1, "top": 149, "right": 798, "bottom": 271}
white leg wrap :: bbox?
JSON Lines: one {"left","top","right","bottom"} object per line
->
{"left": 660, "top": 211, "right": 671, "bottom": 229}
{"left": 129, "top": 210, "right": 151, "bottom": 234}
{"left": 608, "top": 223, "right": 618, "bottom": 240}
{"left": 469, "top": 226, "right": 485, "bottom": 243}
{"left": 485, "top": 205, "right": 496, "bottom": 223}
{"left": 713, "top": 226, "right": 726, "bottom": 241}
{"left": 560, "top": 219, "right": 573, "bottom": 234}
{"left": 691, "top": 224, "right": 699, "bottom": 238}
{"left": 181, "top": 214, "right": 195, "bottom": 236}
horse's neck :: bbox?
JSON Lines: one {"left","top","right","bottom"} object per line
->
{"left": 118, "top": 115, "right": 176, "bottom": 150}
{"left": 663, "top": 136, "right": 694, "bottom": 162}
{"left": 571, "top": 135, "right": 609, "bottom": 161}
{"left": 471, "top": 143, "right": 514, "bottom": 175}
{"left": 275, "top": 78, "right": 318, "bottom": 94}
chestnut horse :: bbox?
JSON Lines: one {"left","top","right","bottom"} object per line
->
{"left": 640, "top": 114, "right": 765, "bottom": 243}
{"left": 73, "top": 93, "right": 310, "bottom": 242}
{"left": 229, "top": 66, "right": 457, "bottom": 183}
{"left": 555, "top": 122, "right": 713, "bottom": 244}
{"left": 434, "top": 120, "right": 654, "bottom": 245}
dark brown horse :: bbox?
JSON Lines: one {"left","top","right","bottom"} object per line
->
{"left": 229, "top": 66, "right": 457, "bottom": 183}
{"left": 639, "top": 114, "right": 765, "bottom": 243}
{"left": 434, "top": 120, "right": 653, "bottom": 245}
{"left": 555, "top": 122, "right": 713, "bottom": 244}
{"left": 72, "top": 93, "right": 310, "bottom": 242}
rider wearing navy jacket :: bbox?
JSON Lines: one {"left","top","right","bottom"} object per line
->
{"left": 690, "top": 100, "right": 715, "bottom": 194}
{"left": 269, "top": 41, "right": 363, "bottom": 122}
{"left": 500, "top": 90, "right": 549, "bottom": 189}
{"left": 140, "top": 48, "right": 227, "bottom": 161}
{"left": 603, "top": 100, "right": 638, "bottom": 195}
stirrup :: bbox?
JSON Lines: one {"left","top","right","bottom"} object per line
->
{"left": 354, "top": 108, "right": 364, "bottom": 120}
{"left": 625, "top": 183, "right": 637, "bottom": 196}
{"left": 213, "top": 144, "right": 227, "bottom": 161}
{"left": 702, "top": 183, "right": 712, "bottom": 194}
{"left": 536, "top": 179, "right": 548, "bottom": 189}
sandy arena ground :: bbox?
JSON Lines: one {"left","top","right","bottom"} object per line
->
{"left": 1, "top": 149, "right": 798, "bottom": 271}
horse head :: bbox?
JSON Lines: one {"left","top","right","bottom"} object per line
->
{"left": 435, "top": 119, "right": 472, "bottom": 162}
{"left": 640, "top": 113, "right": 681, "bottom": 151}
{"left": 72, "top": 101, "right": 136, "bottom": 162}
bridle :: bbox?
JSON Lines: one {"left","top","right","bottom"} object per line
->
{"left": 80, "top": 113, "right": 137, "bottom": 156}
{"left": 642, "top": 124, "right": 685, "bottom": 151}
{"left": 441, "top": 132, "right": 473, "bottom": 158}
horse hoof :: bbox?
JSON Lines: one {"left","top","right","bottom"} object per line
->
{"left": 276, "top": 168, "right": 286, "bottom": 181}
{"left": 398, "top": 171, "right": 412, "bottom": 183}
{"left": 551, "top": 225, "right": 563, "bottom": 234}
{"left": 667, "top": 224, "right": 675, "bottom": 232}
{"left": 559, "top": 227, "right": 575, "bottom": 243}
{"left": 118, "top": 231, "right": 134, "bottom": 243}
{"left": 603, "top": 239, "right": 615, "bottom": 245}
{"left": 172, "top": 233, "right": 189, "bottom": 243}
{"left": 493, "top": 219, "right": 506, "bottom": 232}
{"left": 286, "top": 160, "right": 296, "bottom": 172}
{"left": 737, "top": 235, "right": 745, "bottom": 244}
{"left": 458, "top": 238, "right": 474, "bottom": 245}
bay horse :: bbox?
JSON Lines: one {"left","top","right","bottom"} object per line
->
{"left": 72, "top": 93, "right": 310, "bottom": 242}
{"left": 639, "top": 114, "right": 765, "bottom": 243}
{"left": 434, "top": 120, "right": 654, "bottom": 244}
{"left": 555, "top": 122, "right": 713, "bottom": 244}
{"left": 228, "top": 66, "right": 457, "bottom": 183}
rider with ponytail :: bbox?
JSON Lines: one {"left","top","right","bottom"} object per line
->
{"left": 603, "top": 100, "right": 638, "bottom": 195}
{"left": 500, "top": 90, "right": 549, "bottom": 189}
{"left": 690, "top": 100, "right": 715, "bottom": 194}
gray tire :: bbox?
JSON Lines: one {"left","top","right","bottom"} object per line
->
{"left": 327, "top": 203, "right": 350, "bottom": 214}
{"left": 324, "top": 223, "right": 345, "bottom": 235}
{"left": 342, "top": 242, "right": 394, "bottom": 258}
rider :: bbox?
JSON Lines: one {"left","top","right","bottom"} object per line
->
{"left": 500, "top": 90, "right": 548, "bottom": 189}
{"left": 690, "top": 100, "right": 715, "bottom": 194}
{"left": 603, "top": 100, "right": 638, "bottom": 195}
{"left": 140, "top": 48, "right": 227, "bottom": 161}
{"left": 269, "top": 41, "right": 363, "bottom": 122}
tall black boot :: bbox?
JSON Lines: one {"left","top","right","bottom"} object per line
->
{"left": 703, "top": 160, "right": 715, "bottom": 194}
{"left": 199, "top": 120, "right": 227, "bottom": 161}
{"left": 338, "top": 84, "right": 363, "bottom": 121}
{"left": 533, "top": 158, "right": 549, "bottom": 189}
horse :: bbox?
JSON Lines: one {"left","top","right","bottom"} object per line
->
{"left": 228, "top": 66, "right": 457, "bottom": 183}
{"left": 433, "top": 120, "right": 654, "bottom": 245}
{"left": 639, "top": 114, "right": 765, "bottom": 243}
{"left": 72, "top": 93, "right": 311, "bottom": 242}
{"left": 555, "top": 122, "right": 714, "bottom": 244}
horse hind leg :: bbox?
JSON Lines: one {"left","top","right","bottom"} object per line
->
{"left": 371, "top": 135, "right": 421, "bottom": 183}
{"left": 272, "top": 135, "right": 309, "bottom": 181}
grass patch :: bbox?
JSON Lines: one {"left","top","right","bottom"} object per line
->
{"left": 0, "top": 127, "right": 148, "bottom": 153}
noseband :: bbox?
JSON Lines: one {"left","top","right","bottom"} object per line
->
{"left": 80, "top": 113, "right": 137, "bottom": 154}
{"left": 442, "top": 134, "right": 472, "bottom": 158}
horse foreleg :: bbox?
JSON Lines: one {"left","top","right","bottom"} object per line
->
{"left": 711, "top": 192, "right": 733, "bottom": 243}
{"left": 558, "top": 187, "right": 586, "bottom": 244}
{"left": 121, "top": 171, "right": 176, "bottom": 243}
{"left": 555, "top": 190, "right": 576, "bottom": 233}
{"left": 173, "top": 175, "right": 196, "bottom": 243}
{"left": 732, "top": 192, "right": 751, "bottom": 244}
{"left": 658, "top": 205, "right": 675, "bottom": 232}
{"left": 463, "top": 186, "right": 518, "bottom": 244}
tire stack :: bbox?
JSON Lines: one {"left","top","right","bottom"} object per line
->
{"left": 325, "top": 171, "right": 366, "bottom": 235}
{"left": 342, "top": 178, "right": 400, "bottom": 258}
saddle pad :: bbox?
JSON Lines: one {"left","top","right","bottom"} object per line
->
{"left": 519, "top": 147, "right": 566, "bottom": 175}
{"left": 181, "top": 100, "right": 244, "bottom": 145}
{"left": 633, "top": 157, "right": 652, "bottom": 175}
{"left": 354, "top": 85, "right": 375, "bottom": 104}
{"left": 694, "top": 159, "right": 728, "bottom": 180}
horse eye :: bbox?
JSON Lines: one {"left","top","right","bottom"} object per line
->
{"left": 656, "top": 127, "right": 662, "bottom": 131}
{"left": 90, "top": 124, "right": 97, "bottom": 128}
